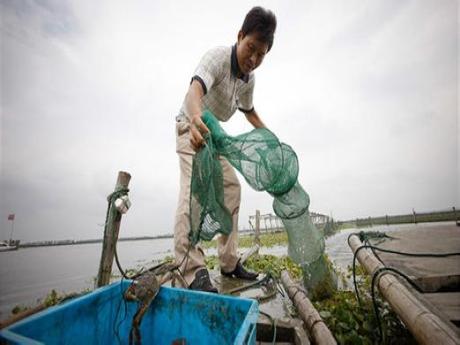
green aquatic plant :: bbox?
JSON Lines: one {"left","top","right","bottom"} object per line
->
{"left": 44, "top": 289, "right": 59, "bottom": 307}
{"left": 205, "top": 254, "right": 302, "bottom": 280}
{"left": 11, "top": 304, "right": 29, "bottom": 315}
{"left": 201, "top": 231, "right": 289, "bottom": 249}
{"left": 245, "top": 254, "right": 303, "bottom": 280}
{"left": 313, "top": 265, "right": 416, "bottom": 345}
{"left": 10, "top": 288, "right": 92, "bottom": 317}
{"left": 306, "top": 254, "right": 338, "bottom": 301}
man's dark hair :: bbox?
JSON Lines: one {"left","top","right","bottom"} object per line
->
{"left": 241, "top": 6, "right": 277, "bottom": 51}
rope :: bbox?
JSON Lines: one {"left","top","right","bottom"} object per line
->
{"left": 349, "top": 231, "right": 460, "bottom": 342}
{"left": 175, "top": 242, "right": 192, "bottom": 288}
{"left": 257, "top": 288, "right": 277, "bottom": 302}
{"left": 223, "top": 273, "right": 273, "bottom": 295}
{"left": 102, "top": 187, "right": 185, "bottom": 283}
{"left": 371, "top": 267, "right": 421, "bottom": 343}
{"left": 275, "top": 280, "right": 286, "bottom": 297}
{"left": 102, "top": 188, "right": 192, "bottom": 342}
{"left": 259, "top": 310, "right": 277, "bottom": 345}
{"left": 285, "top": 284, "right": 308, "bottom": 301}
{"left": 101, "top": 187, "right": 141, "bottom": 344}
{"left": 114, "top": 243, "right": 132, "bottom": 280}
{"left": 100, "top": 187, "right": 140, "bottom": 281}
{"left": 350, "top": 233, "right": 460, "bottom": 305}
{"left": 102, "top": 188, "right": 130, "bottom": 230}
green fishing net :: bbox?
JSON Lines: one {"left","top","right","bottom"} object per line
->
{"left": 189, "top": 131, "right": 232, "bottom": 243}
{"left": 189, "top": 110, "right": 299, "bottom": 244}
{"left": 190, "top": 110, "right": 334, "bottom": 296}
{"left": 273, "top": 182, "right": 324, "bottom": 264}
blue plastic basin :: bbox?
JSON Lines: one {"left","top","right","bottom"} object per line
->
{"left": 0, "top": 280, "right": 258, "bottom": 345}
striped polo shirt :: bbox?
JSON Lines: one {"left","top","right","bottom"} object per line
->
{"left": 178, "top": 44, "right": 255, "bottom": 122}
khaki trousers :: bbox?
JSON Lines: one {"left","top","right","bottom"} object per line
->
{"left": 174, "top": 119, "right": 240, "bottom": 286}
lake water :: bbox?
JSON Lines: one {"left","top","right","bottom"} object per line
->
{"left": 0, "top": 238, "right": 174, "bottom": 319}
{"left": 1, "top": 222, "right": 445, "bottom": 320}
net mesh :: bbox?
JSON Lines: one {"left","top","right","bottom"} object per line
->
{"left": 190, "top": 111, "right": 333, "bottom": 295}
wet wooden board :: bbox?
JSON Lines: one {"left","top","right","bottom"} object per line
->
{"left": 414, "top": 274, "right": 460, "bottom": 293}
{"left": 422, "top": 292, "right": 460, "bottom": 322}
{"left": 365, "top": 223, "right": 460, "bottom": 330}
{"left": 374, "top": 224, "right": 460, "bottom": 280}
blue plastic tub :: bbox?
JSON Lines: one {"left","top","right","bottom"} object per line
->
{"left": 0, "top": 280, "right": 258, "bottom": 345}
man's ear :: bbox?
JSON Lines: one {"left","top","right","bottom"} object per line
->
{"left": 237, "top": 30, "right": 244, "bottom": 44}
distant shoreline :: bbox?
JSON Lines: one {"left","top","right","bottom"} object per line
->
{"left": 18, "top": 235, "right": 174, "bottom": 248}
{"left": 12, "top": 208, "right": 460, "bottom": 249}
{"left": 15, "top": 229, "right": 258, "bottom": 249}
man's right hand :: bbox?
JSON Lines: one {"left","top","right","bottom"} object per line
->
{"left": 190, "top": 114, "right": 210, "bottom": 151}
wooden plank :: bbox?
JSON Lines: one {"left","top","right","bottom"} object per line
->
{"left": 414, "top": 275, "right": 460, "bottom": 293}
{"left": 423, "top": 292, "right": 460, "bottom": 321}
{"left": 373, "top": 225, "right": 460, "bottom": 280}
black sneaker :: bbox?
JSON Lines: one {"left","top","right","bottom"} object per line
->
{"left": 189, "top": 269, "right": 218, "bottom": 293}
{"left": 221, "top": 260, "right": 258, "bottom": 280}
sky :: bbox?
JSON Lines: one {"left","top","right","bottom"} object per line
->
{"left": 0, "top": 0, "right": 458, "bottom": 242}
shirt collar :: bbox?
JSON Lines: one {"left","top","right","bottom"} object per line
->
{"left": 231, "top": 44, "right": 249, "bottom": 83}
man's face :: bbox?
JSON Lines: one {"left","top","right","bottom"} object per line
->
{"left": 236, "top": 31, "right": 269, "bottom": 75}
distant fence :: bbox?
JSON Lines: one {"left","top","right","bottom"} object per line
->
{"left": 243, "top": 211, "right": 330, "bottom": 233}
{"left": 338, "top": 207, "right": 460, "bottom": 228}
{"left": 239, "top": 207, "right": 460, "bottom": 234}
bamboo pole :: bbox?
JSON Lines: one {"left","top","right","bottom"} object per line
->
{"left": 280, "top": 270, "right": 337, "bottom": 345}
{"left": 96, "top": 171, "right": 131, "bottom": 287}
{"left": 348, "top": 234, "right": 460, "bottom": 345}
{"left": 254, "top": 210, "right": 261, "bottom": 253}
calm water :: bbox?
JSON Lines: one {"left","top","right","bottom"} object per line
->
{"left": 0, "top": 238, "right": 174, "bottom": 319}
{"left": 1, "top": 222, "right": 447, "bottom": 320}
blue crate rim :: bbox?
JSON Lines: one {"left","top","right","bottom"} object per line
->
{"left": 1, "top": 280, "right": 125, "bottom": 333}
{"left": 1, "top": 280, "right": 259, "bottom": 344}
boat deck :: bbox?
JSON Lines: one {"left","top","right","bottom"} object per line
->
{"left": 211, "top": 272, "right": 311, "bottom": 344}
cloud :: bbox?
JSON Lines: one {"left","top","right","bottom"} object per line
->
{"left": 1, "top": 1, "right": 458, "bottom": 241}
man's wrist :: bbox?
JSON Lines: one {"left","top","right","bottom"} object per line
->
{"left": 190, "top": 113, "right": 203, "bottom": 125}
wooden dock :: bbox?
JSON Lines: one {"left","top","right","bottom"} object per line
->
{"left": 349, "top": 223, "right": 460, "bottom": 344}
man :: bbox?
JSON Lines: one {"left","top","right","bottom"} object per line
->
{"left": 174, "top": 6, "right": 277, "bottom": 292}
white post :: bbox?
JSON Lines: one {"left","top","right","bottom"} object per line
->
{"left": 9, "top": 220, "right": 14, "bottom": 243}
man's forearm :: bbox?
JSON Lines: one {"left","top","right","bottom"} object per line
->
{"left": 185, "top": 80, "right": 205, "bottom": 121}
{"left": 185, "top": 80, "right": 209, "bottom": 150}
{"left": 244, "top": 109, "right": 266, "bottom": 129}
